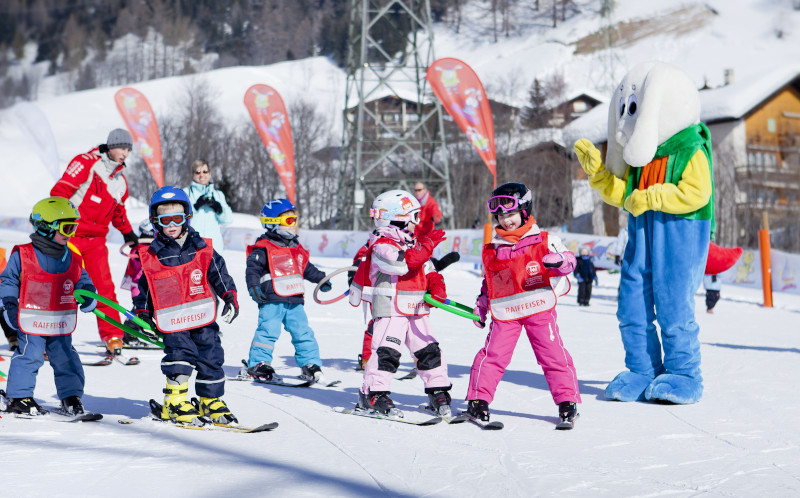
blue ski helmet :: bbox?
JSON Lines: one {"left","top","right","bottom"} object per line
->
{"left": 149, "top": 186, "right": 193, "bottom": 232}
{"left": 260, "top": 199, "right": 296, "bottom": 229}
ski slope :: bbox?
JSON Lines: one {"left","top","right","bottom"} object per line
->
{"left": 1, "top": 228, "right": 798, "bottom": 496}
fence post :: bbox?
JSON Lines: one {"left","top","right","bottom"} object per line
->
{"left": 758, "top": 211, "right": 773, "bottom": 308}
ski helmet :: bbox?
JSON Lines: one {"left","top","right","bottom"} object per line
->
{"left": 487, "top": 182, "right": 532, "bottom": 221}
{"left": 260, "top": 199, "right": 296, "bottom": 230}
{"left": 30, "top": 197, "right": 80, "bottom": 238}
{"left": 370, "top": 190, "right": 421, "bottom": 228}
{"left": 149, "top": 186, "right": 192, "bottom": 233}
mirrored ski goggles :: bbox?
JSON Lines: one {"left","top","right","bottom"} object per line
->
{"left": 155, "top": 213, "right": 188, "bottom": 227}
{"left": 261, "top": 215, "right": 298, "bottom": 226}
{"left": 369, "top": 208, "right": 421, "bottom": 224}
{"left": 47, "top": 220, "right": 79, "bottom": 237}
{"left": 487, "top": 195, "right": 523, "bottom": 213}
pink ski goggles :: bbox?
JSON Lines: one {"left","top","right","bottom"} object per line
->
{"left": 487, "top": 195, "right": 523, "bottom": 213}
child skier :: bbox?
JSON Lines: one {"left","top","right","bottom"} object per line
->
{"left": 468, "top": 182, "right": 581, "bottom": 429}
{"left": 349, "top": 190, "right": 452, "bottom": 417}
{"left": 0, "top": 197, "right": 98, "bottom": 415}
{"left": 134, "top": 186, "right": 239, "bottom": 426}
{"left": 245, "top": 199, "right": 332, "bottom": 383}
{"left": 120, "top": 219, "right": 155, "bottom": 346}
{"left": 574, "top": 247, "right": 598, "bottom": 306}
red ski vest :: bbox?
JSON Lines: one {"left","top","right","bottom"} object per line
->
{"left": 139, "top": 240, "right": 216, "bottom": 333}
{"left": 349, "top": 238, "right": 430, "bottom": 316}
{"left": 247, "top": 239, "right": 310, "bottom": 297}
{"left": 16, "top": 243, "right": 83, "bottom": 336}
{"left": 482, "top": 232, "right": 558, "bottom": 322}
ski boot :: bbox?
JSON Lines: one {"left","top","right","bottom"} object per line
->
{"left": 7, "top": 396, "right": 49, "bottom": 415}
{"left": 122, "top": 322, "right": 146, "bottom": 347}
{"left": 355, "top": 354, "right": 364, "bottom": 371}
{"left": 425, "top": 386, "right": 452, "bottom": 417}
{"left": 162, "top": 381, "right": 204, "bottom": 425}
{"left": 357, "top": 390, "right": 400, "bottom": 416}
{"left": 194, "top": 397, "right": 238, "bottom": 425}
{"left": 466, "top": 399, "right": 491, "bottom": 422}
{"left": 301, "top": 363, "right": 323, "bottom": 383}
{"left": 556, "top": 401, "right": 579, "bottom": 430}
{"left": 105, "top": 337, "right": 123, "bottom": 356}
{"left": 60, "top": 395, "right": 85, "bottom": 415}
{"left": 247, "top": 362, "right": 275, "bottom": 380}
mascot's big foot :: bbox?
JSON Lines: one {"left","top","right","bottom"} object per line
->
{"left": 644, "top": 374, "right": 703, "bottom": 404}
{"left": 604, "top": 371, "right": 653, "bottom": 401}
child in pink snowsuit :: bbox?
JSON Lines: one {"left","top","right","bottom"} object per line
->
{"left": 467, "top": 182, "right": 581, "bottom": 429}
{"left": 349, "top": 190, "right": 452, "bottom": 417}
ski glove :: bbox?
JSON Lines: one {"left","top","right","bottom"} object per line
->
{"left": 2, "top": 297, "right": 19, "bottom": 331}
{"left": 248, "top": 285, "right": 268, "bottom": 304}
{"left": 594, "top": 276, "right": 599, "bottom": 285}
{"left": 427, "top": 272, "right": 447, "bottom": 303}
{"left": 542, "top": 253, "right": 564, "bottom": 268}
{"left": 419, "top": 229, "right": 446, "bottom": 253}
{"left": 319, "top": 281, "right": 332, "bottom": 292}
{"left": 136, "top": 309, "right": 158, "bottom": 333}
{"left": 122, "top": 231, "right": 139, "bottom": 246}
{"left": 473, "top": 306, "right": 487, "bottom": 329}
{"left": 193, "top": 196, "right": 209, "bottom": 210}
{"left": 542, "top": 252, "right": 576, "bottom": 275}
{"left": 79, "top": 297, "right": 97, "bottom": 313}
{"left": 221, "top": 291, "right": 239, "bottom": 324}
{"left": 207, "top": 198, "right": 223, "bottom": 215}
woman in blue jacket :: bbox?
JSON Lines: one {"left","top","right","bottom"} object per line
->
{"left": 183, "top": 160, "right": 233, "bottom": 251}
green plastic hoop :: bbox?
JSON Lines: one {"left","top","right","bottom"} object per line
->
{"left": 73, "top": 288, "right": 164, "bottom": 348}
{"left": 423, "top": 293, "right": 480, "bottom": 322}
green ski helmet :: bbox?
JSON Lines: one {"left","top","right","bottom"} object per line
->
{"left": 30, "top": 196, "right": 80, "bottom": 238}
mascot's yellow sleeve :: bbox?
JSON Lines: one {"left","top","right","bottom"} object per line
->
{"left": 574, "top": 139, "right": 626, "bottom": 207}
{"left": 624, "top": 150, "right": 712, "bottom": 216}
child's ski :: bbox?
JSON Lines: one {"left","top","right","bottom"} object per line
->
{"left": 82, "top": 353, "right": 139, "bottom": 366}
{"left": 228, "top": 371, "right": 314, "bottom": 388}
{"left": 396, "top": 367, "right": 418, "bottom": 381}
{"left": 143, "top": 400, "right": 278, "bottom": 433}
{"left": 420, "top": 405, "right": 469, "bottom": 424}
{"left": 0, "top": 390, "right": 102, "bottom": 422}
{"left": 459, "top": 412, "right": 504, "bottom": 430}
{"left": 296, "top": 374, "right": 341, "bottom": 388}
{"left": 333, "top": 406, "right": 441, "bottom": 426}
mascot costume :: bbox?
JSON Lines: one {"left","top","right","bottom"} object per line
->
{"left": 574, "top": 61, "right": 714, "bottom": 404}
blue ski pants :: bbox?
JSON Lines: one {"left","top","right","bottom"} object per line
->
{"left": 248, "top": 302, "right": 321, "bottom": 369}
{"left": 6, "top": 332, "right": 84, "bottom": 400}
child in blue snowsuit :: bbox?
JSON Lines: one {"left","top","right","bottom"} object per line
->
{"left": 573, "top": 247, "right": 598, "bottom": 306}
{"left": 1, "top": 197, "right": 98, "bottom": 415}
{"left": 134, "top": 186, "right": 239, "bottom": 425}
{"left": 245, "top": 199, "right": 331, "bottom": 382}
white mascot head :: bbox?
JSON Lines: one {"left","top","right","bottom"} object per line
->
{"left": 605, "top": 61, "right": 701, "bottom": 178}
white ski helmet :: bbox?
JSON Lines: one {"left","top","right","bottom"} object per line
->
{"left": 370, "top": 190, "right": 421, "bottom": 228}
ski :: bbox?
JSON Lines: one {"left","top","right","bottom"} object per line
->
{"left": 97, "top": 343, "right": 161, "bottom": 351}
{"left": 555, "top": 414, "right": 579, "bottom": 430}
{"left": 228, "top": 371, "right": 314, "bottom": 388}
{"left": 81, "top": 353, "right": 139, "bottom": 366}
{"left": 396, "top": 368, "right": 418, "bottom": 381}
{"left": 420, "top": 405, "right": 469, "bottom": 424}
{"left": 144, "top": 400, "right": 277, "bottom": 433}
{"left": 333, "top": 406, "right": 441, "bottom": 426}
{"left": 115, "top": 354, "right": 140, "bottom": 366}
{"left": 459, "top": 412, "right": 504, "bottom": 430}
{"left": 296, "top": 374, "right": 341, "bottom": 388}
{"left": 0, "top": 389, "right": 102, "bottom": 421}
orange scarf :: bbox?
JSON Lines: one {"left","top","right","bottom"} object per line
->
{"left": 495, "top": 216, "right": 536, "bottom": 244}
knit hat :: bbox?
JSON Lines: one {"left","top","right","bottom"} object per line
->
{"left": 106, "top": 128, "right": 133, "bottom": 150}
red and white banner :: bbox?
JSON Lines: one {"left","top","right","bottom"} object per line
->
{"left": 114, "top": 87, "right": 164, "bottom": 187}
{"left": 244, "top": 84, "right": 296, "bottom": 205}
{"left": 426, "top": 58, "right": 497, "bottom": 187}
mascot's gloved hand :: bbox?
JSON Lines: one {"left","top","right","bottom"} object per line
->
{"left": 623, "top": 188, "right": 652, "bottom": 217}
{"left": 473, "top": 305, "right": 487, "bottom": 329}
{"left": 427, "top": 272, "right": 447, "bottom": 303}
{"left": 136, "top": 309, "right": 158, "bottom": 333}
{"left": 248, "top": 285, "right": 268, "bottom": 304}
{"left": 221, "top": 291, "right": 239, "bottom": 324}
{"left": 574, "top": 139, "right": 605, "bottom": 176}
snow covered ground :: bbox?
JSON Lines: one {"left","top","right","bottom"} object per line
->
{"left": 1, "top": 227, "right": 798, "bottom": 497}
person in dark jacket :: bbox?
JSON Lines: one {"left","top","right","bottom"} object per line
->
{"left": 574, "top": 247, "right": 598, "bottom": 306}
{"left": 244, "top": 198, "right": 331, "bottom": 384}
{"left": 134, "top": 186, "right": 239, "bottom": 426}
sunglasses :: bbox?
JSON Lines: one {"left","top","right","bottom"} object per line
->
{"left": 414, "top": 188, "right": 425, "bottom": 192}
{"left": 261, "top": 215, "right": 298, "bottom": 227}
{"left": 193, "top": 169, "right": 210, "bottom": 175}
{"left": 155, "top": 212, "right": 188, "bottom": 227}
{"left": 487, "top": 195, "right": 523, "bottom": 213}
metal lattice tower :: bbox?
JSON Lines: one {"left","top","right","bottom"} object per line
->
{"left": 337, "top": 0, "right": 453, "bottom": 230}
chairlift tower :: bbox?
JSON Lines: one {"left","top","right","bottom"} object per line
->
{"left": 338, "top": 0, "right": 453, "bottom": 230}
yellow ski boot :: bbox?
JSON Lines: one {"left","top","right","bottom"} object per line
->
{"left": 162, "top": 381, "right": 204, "bottom": 425}
{"left": 195, "top": 397, "right": 238, "bottom": 425}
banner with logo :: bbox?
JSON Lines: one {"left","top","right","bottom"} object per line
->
{"left": 243, "top": 84, "right": 296, "bottom": 205}
{"left": 114, "top": 87, "right": 164, "bottom": 187}
{"left": 426, "top": 58, "right": 497, "bottom": 187}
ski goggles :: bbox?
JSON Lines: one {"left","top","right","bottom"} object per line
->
{"left": 155, "top": 212, "right": 188, "bottom": 227}
{"left": 487, "top": 195, "right": 524, "bottom": 213}
{"left": 261, "top": 215, "right": 298, "bottom": 227}
{"left": 369, "top": 208, "right": 421, "bottom": 224}
{"left": 46, "top": 220, "right": 79, "bottom": 237}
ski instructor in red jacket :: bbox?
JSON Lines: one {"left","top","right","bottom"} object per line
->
{"left": 51, "top": 128, "right": 139, "bottom": 355}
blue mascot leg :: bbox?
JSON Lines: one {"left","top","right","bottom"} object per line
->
{"left": 644, "top": 214, "right": 710, "bottom": 404}
{"left": 606, "top": 213, "right": 664, "bottom": 401}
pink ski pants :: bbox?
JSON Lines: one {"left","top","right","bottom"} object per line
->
{"left": 467, "top": 309, "right": 580, "bottom": 405}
